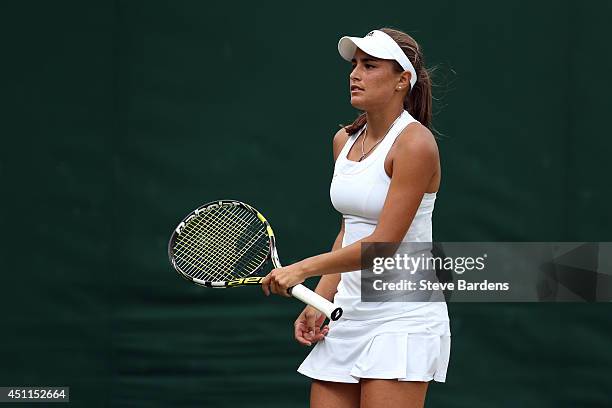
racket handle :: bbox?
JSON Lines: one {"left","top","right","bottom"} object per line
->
{"left": 289, "top": 284, "right": 343, "bottom": 321}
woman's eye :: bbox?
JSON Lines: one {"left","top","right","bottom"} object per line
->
{"left": 350, "top": 64, "right": 374, "bottom": 71}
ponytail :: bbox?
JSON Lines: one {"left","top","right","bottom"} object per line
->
{"left": 405, "top": 63, "right": 433, "bottom": 129}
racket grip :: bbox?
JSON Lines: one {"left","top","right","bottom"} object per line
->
{"left": 290, "top": 284, "right": 343, "bottom": 321}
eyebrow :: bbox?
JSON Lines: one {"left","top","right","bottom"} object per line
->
{"left": 351, "top": 57, "right": 380, "bottom": 63}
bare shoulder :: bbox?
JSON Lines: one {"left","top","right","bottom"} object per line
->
{"left": 332, "top": 127, "right": 351, "bottom": 162}
{"left": 391, "top": 122, "right": 438, "bottom": 161}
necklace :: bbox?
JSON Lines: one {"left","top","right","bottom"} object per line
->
{"left": 359, "top": 112, "right": 403, "bottom": 162}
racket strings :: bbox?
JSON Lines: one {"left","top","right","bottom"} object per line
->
{"left": 175, "top": 211, "right": 253, "bottom": 281}
{"left": 200, "top": 206, "right": 267, "bottom": 279}
{"left": 174, "top": 209, "right": 234, "bottom": 277}
{"left": 173, "top": 204, "right": 269, "bottom": 281}
{"left": 174, "top": 206, "right": 250, "bottom": 279}
{"left": 178, "top": 207, "right": 246, "bottom": 275}
{"left": 203, "top": 207, "right": 269, "bottom": 280}
{"left": 187, "top": 206, "right": 265, "bottom": 281}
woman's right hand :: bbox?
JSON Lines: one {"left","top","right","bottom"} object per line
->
{"left": 294, "top": 306, "right": 329, "bottom": 346}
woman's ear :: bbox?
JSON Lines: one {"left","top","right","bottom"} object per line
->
{"left": 396, "top": 71, "right": 411, "bottom": 91}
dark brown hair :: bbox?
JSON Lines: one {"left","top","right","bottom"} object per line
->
{"left": 343, "top": 28, "right": 433, "bottom": 134}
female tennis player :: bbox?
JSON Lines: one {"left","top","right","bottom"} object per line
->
{"left": 261, "top": 28, "right": 450, "bottom": 408}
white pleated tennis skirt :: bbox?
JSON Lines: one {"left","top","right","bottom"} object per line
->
{"left": 297, "top": 316, "right": 451, "bottom": 383}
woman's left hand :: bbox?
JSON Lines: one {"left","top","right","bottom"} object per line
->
{"left": 261, "top": 263, "right": 307, "bottom": 297}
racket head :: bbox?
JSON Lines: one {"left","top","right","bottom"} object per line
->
{"left": 168, "top": 200, "right": 277, "bottom": 287}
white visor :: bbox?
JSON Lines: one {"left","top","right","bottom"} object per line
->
{"left": 338, "top": 30, "right": 417, "bottom": 91}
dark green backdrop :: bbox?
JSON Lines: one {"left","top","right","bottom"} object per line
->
{"left": 2, "top": 1, "right": 611, "bottom": 407}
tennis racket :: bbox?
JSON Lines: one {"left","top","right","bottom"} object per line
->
{"left": 168, "top": 199, "right": 343, "bottom": 321}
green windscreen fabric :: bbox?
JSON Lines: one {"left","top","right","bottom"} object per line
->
{"left": 1, "top": 1, "right": 611, "bottom": 407}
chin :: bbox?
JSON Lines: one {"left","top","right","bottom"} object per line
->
{"left": 350, "top": 96, "right": 368, "bottom": 110}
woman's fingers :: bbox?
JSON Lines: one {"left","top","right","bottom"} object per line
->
{"left": 263, "top": 271, "right": 292, "bottom": 297}
{"left": 294, "top": 306, "right": 330, "bottom": 346}
{"left": 261, "top": 274, "right": 271, "bottom": 296}
{"left": 315, "top": 312, "right": 326, "bottom": 327}
{"left": 294, "top": 322, "right": 312, "bottom": 346}
{"left": 310, "top": 325, "right": 329, "bottom": 342}
{"left": 305, "top": 309, "right": 319, "bottom": 338}
{"left": 271, "top": 279, "right": 285, "bottom": 297}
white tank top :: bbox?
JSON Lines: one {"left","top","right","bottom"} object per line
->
{"left": 330, "top": 110, "right": 449, "bottom": 321}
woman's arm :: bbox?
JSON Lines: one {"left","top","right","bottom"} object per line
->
{"left": 293, "top": 219, "right": 343, "bottom": 346}
{"left": 292, "top": 131, "right": 347, "bottom": 345}
{"left": 263, "top": 124, "right": 439, "bottom": 295}
{"left": 297, "top": 128, "right": 348, "bottom": 300}
{"left": 311, "top": 220, "right": 344, "bottom": 301}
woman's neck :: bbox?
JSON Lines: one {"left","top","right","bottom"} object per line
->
{"left": 364, "top": 106, "right": 405, "bottom": 141}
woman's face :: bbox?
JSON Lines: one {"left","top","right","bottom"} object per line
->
{"left": 349, "top": 48, "right": 401, "bottom": 111}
